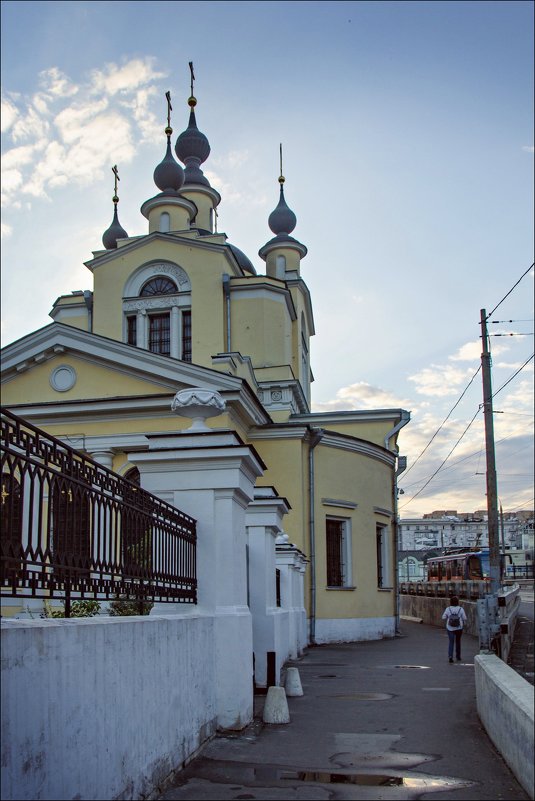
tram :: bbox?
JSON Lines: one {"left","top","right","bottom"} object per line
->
{"left": 426, "top": 551, "right": 485, "bottom": 582}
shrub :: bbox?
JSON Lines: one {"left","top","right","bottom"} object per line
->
{"left": 42, "top": 599, "right": 101, "bottom": 618}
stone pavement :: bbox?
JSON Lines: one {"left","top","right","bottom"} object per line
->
{"left": 156, "top": 621, "right": 530, "bottom": 801}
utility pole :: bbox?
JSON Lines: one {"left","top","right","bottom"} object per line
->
{"left": 480, "top": 309, "right": 501, "bottom": 595}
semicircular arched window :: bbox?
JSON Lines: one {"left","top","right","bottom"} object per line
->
{"left": 140, "top": 277, "right": 178, "bottom": 296}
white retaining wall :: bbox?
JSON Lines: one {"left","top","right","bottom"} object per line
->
{"left": 1, "top": 613, "right": 217, "bottom": 801}
{"left": 474, "top": 653, "right": 534, "bottom": 800}
{"left": 314, "top": 615, "right": 395, "bottom": 643}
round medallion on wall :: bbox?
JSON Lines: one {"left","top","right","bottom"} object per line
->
{"left": 50, "top": 364, "right": 77, "bottom": 392}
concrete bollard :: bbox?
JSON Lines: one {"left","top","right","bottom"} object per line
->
{"left": 284, "top": 667, "right": 303, "bottom": 697}
{"left": 262, "top": 686, "right": 290, "bottom": 724}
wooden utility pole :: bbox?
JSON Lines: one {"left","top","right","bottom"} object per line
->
{"left": 480, "top": 308, "right": 501, "bottom": 594}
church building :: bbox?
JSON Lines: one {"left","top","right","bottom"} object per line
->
{"left": 1, "top": 72, "right": 410, "bottom": 644}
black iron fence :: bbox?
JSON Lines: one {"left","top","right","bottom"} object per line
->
{"left": 1, "top": 407, "right": 197, "bottom": 614}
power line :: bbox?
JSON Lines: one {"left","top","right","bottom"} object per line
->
{"left": 401, "top": 365, "right": 482, "bottom": 481}
{"left": 399, "top": 407, "right": 481, "bottom": 509}
{"left": 487, "top": 262, "right": 534, "bottom": 319}
{"left": 493, "top": 353, "right": 534, "bottom": 399}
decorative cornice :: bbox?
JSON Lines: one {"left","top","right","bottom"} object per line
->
{"left": 322, "top": 498, "right": 358, "bottom": 509}
{"left": 374, "top": 506, "right": 394, "bottom": 518}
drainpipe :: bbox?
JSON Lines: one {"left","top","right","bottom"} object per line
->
{"left": 222, "top": 274, "right": 231, "bottom": 352}
{"left": 384, "top": 411, "right": 410, "bottom": 635}
{"left": 83, "top": 290, "right": 93, "bottom": 333}
{"left": 308, "top": 427, "right": 324, "bottom": 645}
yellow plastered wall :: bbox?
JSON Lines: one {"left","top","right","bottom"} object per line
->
{"left": 1, "top": 356, "right": 173, "bottom": 405}
{"left": 147, "top": 204, "right": 191, "bottom": 233}
{"left": 232, "top": 293, "right": 292, "bottom": 368}
{"left": 313, "top": 444, "right": 395, "bottom": 620}
{"left": 91, "top": 239, "right": 227, "bottom": 365}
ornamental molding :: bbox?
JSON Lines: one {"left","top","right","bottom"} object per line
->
{"left": 123, "top": 261, "right": 191, "bottom": 297}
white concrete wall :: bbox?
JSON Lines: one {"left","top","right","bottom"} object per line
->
{"left": 474, "top": 653, "right": 534, "bottom": 800}
{"left": 1, "top": 613, "right": 217, "bottom": 801}
{"left": 314, "top": 615, "right": 395, "bottom": 644}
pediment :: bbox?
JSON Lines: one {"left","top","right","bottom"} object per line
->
{"left": 1, "top": 323, "right": 246, "bottom": 397}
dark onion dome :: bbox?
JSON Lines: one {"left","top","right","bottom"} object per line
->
{"left": 102, "top": 203, "right": 128, "bottom": 249}
{"left": 175, "top": 101, "right": 211, "bottom": 186}
{"left": 227, "top": 243, "right": 256, "bottom": 275}
{"left": 154, "top": 137, "right": 185, "bottom": 193}
{"left": 268, "top": 183, "right": 297, "bottom": 236}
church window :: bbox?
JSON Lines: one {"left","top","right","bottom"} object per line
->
{"left": 140, "top": 277, "right": 177, "bottom": 296}
{"left": 326, "top": 517, "right": 352, "bottom": 587}
{"left": 376, "top": 524, "right": 391, "bottom": 588}
{"left": 127, "top": 315, "right": 137, "bottom": 346}
{"left": 182, "top": 310, "right": 192, "bottom": 362}
{"left": 123, "top": 263, "right": 192, "bottom": 361}
{"left": 159, "top": 212, "right": 170, "bottom": 233}
{"left": 149, "top": 313, "right": 171, "bottom": 356}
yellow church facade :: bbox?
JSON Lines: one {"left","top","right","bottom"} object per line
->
{"left": 1, "top": 79, "right": 409, "bottom": 642}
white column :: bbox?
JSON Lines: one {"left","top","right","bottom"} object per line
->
{"left": 170, "top": 306, "right": 180, "bottom": 359}
{"left": 128, "top": 427, "right": 264, "bottom": 731}
{"left": 136, "top": 310, "right": 146, "bottom": 349}
{"left": 245, "top": 490, "right": 290, "bottom": 688}
{"left": 87, "top": 450, "right": 114, "bottom": 469}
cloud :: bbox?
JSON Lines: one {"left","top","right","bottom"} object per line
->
{"left": 312, "top": 381, "right": 410, "bottom": 412}
{"left": 522, "top": 145, "right": 534, "bottom": 153}
{"left": 1, "top": 221, "right": 12, "bottom": 238}
{"left": 1, "top": 96, "right": 19, "bottom": 132}
{"left": 1, "top": 58, "right": 167, "bottom": 208}
{"left": 408, "top": 363, "right": 473, "bottom": 396}
{"left": 89, "top": 58, "right": 166, "bottom": 96}
{"left": 448, "top": 340, "right": 480, "bottom": 361}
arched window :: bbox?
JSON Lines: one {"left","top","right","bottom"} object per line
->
{"left": 140, "top": 277, "right": 178, "bottom": 296}
{"left": 159, "top": 212, "right": 170, "bottom": 233}
{"left": 123, "top": 263, "right": 192, "bottom": 361}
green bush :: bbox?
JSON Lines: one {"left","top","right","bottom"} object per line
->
{"left": 42, "top": 599, "right": 101, "bottom": 618}
{"left": 108, "top": 595, "right": 154, "bottom": 616}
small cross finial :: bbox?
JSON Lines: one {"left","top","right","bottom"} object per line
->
{"left": 165, "top": 91, "right": 172, "bottom": 130}
{"left": 279, "top": 143, "right": 285, "bottom": 184}
{"left": 189, "top": 61, "right": 195, "bottom": 97}
{"left": 112, "top": 165, "right": 120, "bottom": 202}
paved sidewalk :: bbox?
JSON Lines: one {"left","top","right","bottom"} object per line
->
{"left": 157, "top": 621, "right": 529, "bottom": 801}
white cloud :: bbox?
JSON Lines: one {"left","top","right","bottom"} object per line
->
{"left": 448, "top": 340, "right": 481, "bottom": 361}
{"left": 522, "top": 145, "right": 534, "bottom": 153}
{"left": 1, "top": 58, "right": 167, "bottom": 209}
{"left": 1, "top": 96, "right": 19, "bottom": 132}
{"left": 408, "top": 363, "right": 473, "bottom": 396}
{"left": 1, "top": 221, "right": 13, "bottom": 238}
{"left": 312, "top": 381, "right": 410, "bottom": 412}
{"left": 89, "top": 58, "right": 166, "bottom": 96}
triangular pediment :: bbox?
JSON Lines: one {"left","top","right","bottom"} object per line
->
{"left": 1, "top": 323, "right": 270, "bottom": 428}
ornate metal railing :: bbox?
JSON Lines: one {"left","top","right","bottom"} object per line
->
{"left": 1, "top": 407, "right": 196, "bottom": 614}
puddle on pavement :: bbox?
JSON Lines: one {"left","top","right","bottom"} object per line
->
{"left": 377, "top": 664, "right": 431, "bottom": 670}
{"left": 327, "top": 692, "right": 394, "bottom": 700}
{"left": 280, "top": 770, "right": 473, "bottom": 791}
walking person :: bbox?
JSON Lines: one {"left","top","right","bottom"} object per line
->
{"left": 442, "top": 595, "right": 467, "bottom": 663}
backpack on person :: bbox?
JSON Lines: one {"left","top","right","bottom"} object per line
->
{"left": 448, "top": 608, "right": 461, "bottom": 628}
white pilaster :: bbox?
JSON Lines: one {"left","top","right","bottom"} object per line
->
{"left": 127, "top": 427, "right": 264, "bottom": 730}
{"left": 245, "top": 488, "right": 290, "bottom": 688}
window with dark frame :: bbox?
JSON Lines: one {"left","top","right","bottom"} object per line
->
{"left": 326, "top": 518, "right": 344, "bottom": 587}
{"left": 149, "top": 313, "right": 171, "bottom": 356}
{"left": 182, "top": 309, "right": 192, "bottom": 361}
{"left": 140, "top": 277, "right": 177, "bottom": 296}
{"left": 127, "top": 315, "right": 137, "bottom": 346}
{"left": 376, "top": 525, "right": 384, "bottom": 588}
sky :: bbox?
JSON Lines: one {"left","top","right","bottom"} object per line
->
{"left": 1, "top": 0, "right": 534, "bottom": 519}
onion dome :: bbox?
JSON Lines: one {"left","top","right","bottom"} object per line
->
{"left": 102, "top": 166, "right": 128, "bottom": 249}
{"left": 154, "top": 136, "right": 184, "bottom": 193}
{"left": 227, "top": 243, "right": 256, "bottom": 275}
{"left": 268, "top": 179, "right": 297, "bottom": 236}
{"left": 175, "top": 96, "right": 211, "bottom": 187}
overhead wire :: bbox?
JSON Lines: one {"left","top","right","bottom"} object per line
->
{"left": 486, "top": 262, "right": 534, "bottom": 319}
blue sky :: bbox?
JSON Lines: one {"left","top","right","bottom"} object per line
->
{"left": 1, "top": 0, "right": 533, "bottom": 518}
